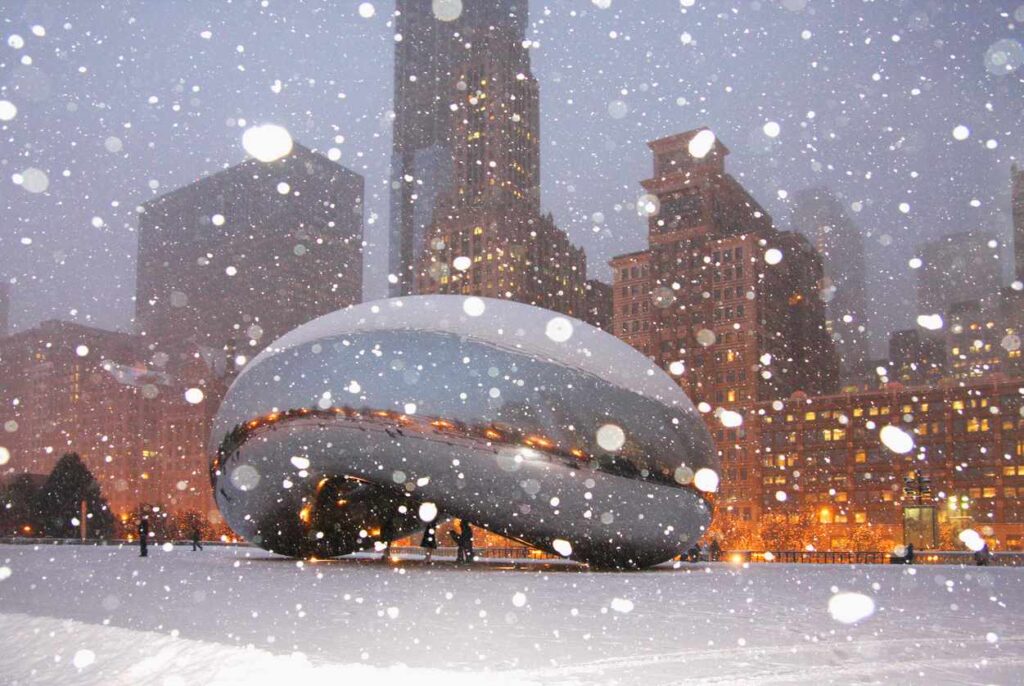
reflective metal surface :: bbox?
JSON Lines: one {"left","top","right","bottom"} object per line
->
{"left": 210, "top": 296, "right": 717, "bottom": 568}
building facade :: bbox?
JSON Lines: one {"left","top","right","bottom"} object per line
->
{"left": 388, "top": 0, "right": 528, "bottom": 296}
{"left": 609, "top": 251, "right": 654, "bottom": 356}
{"left": 0, "top": 320, "right": 224, "bottom": 520}
{"left": 610, "top": 129, "right": 837, "bottom": 406}
{"left": 752, "top": 378, "right": 1024, "bottom": 550}
{"left": 945, "top": 288, "right": 1024, "bottom": 382}
{"left": 886, "top": 328, "right": 946, "bottom": 388}
{"left": 136, "top": 143, "right": 364, "bottom": 368}
{"left": 916, "top": 230, "right": 1003, "bottom": 318}
{"left": 414, "top": 1, "right": 588, "bottom": 317}
{"left": 609, "top": 129, "right": 838, "bottom": 522}
{"left": 790, "top": 188, "right": 871, "bottom": 381}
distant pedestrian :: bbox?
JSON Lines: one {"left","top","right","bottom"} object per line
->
{"left": 450, "top": 520, "right": 474, "bottom": 563}
{"left": 904, "top": 542, "right": 915, "bottom": 564}
{"left": 420, "top": 519, "right": 438, "bottom": 562}
{"left": 381, "top": 515, "right": 396, "bottom": 560}
{"left": 708, "top": 538, "right": 722, "bottom": 562}
{"left": 448, "top": 528, "right": 460, "bottom": 559}
{"left": 974, "top": 542, "right": 991, "bottom": 566}
{"left": 456, "top": 522, "right": 471, "bottom": 565}
{"left": 191, "top": 526, "right": 203, "bottom": 552}
{"left": 139, "top": 516, "right": 149, "bottom": 558}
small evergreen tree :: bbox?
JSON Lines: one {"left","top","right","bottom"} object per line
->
{"left": 34, "top": 452, "right": 115, "bottom": 539}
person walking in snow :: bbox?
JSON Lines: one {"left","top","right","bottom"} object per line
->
{"left": 420, "top": 518, "right": 438, "bottom": 562}
{"left": 904, "top": 542, "right": 915, "bottom": 564}
{"left": 974, "top": 542, "right": 991, "bottom": 566}
{"left": 138, "top": 516, "right": 149, "bottom": 558}
{"left": 708, "top": 538, "right": 722, "bottom": 562}
{"left": 191, "top": 526, "right": 203, "bottom": 552}
{"left": 451, "top": 520, "right": 474, "bottom": 563}
{"left": 461, "top": 521, "right": 474, "bottom": 563}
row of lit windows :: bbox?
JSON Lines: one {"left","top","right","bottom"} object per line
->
{"left": 618, "top": 265, "right": 650, "bottom": 281}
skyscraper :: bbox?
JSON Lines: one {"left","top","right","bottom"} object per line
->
{"left": 1013, "top": 164, "right": 1024, "bottom": 283}
{"left": 916, "top": 230, "right": 1003, "bottom": 317}
{"left": 611, "top": 129, "right": 838, "bottom": 407}
{"left": 136, "top": 143, "right": 364, "bottom": 366}
{"left": 388, "top": 1, "right": 528, "bottom": 296}
{"left": 609, "top": 129, "right": 838, "bottom": 523}
{"left": 790, "top": 188, "right": 870, "bottom": 380}
{"left": 413, "top": 1, "right": 588, "bottom": 316}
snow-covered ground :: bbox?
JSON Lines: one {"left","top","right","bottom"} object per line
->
{"left": 1, "top": 544, "right": 1022, "bottom": 685}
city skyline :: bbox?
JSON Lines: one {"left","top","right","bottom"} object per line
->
{"left": 1, "top": 1, "right": 1022, "bottom": 356}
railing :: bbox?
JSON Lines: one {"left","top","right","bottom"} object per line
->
{"left": 0, "top": 536, "right": 245, "bottom": 547}
{"left": 729, "top": 549, "right": 1024, "bottom": 567}
{"left": 383, "top": 545, "right": 560, "bottom": 561}
{"left": 3, "top": 538, "right": 1021, "bottom": 566}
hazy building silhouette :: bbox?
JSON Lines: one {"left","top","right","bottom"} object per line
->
{"left": 916, "top": 230, "right": 1002, "bottom": 317}
{"left": 0, "top": 282, "right": 9, "bottom": 337}
{"left": 1014, "top": 164, "right": 1024, "bottom": 283}
{"left": 887, "top": 328, "right": 946, "bottom": 388}
{"left": 790, "top": 188, "right": 870, "bottom": 381}
{"left": 389, "top": 1, "right": 528, "bottom": 296}
{"left": 136, "top": 143, "right": 364, "bottom": 367}
{"left": 414, "top": 1, "right": 588, "bottom": 316}
{"left": 755, "top": 379, "right": 1024, "bottom": 549}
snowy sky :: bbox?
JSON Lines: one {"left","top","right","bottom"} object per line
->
{"left": 1, "top": 0, "right": 1021, "bottom": 353}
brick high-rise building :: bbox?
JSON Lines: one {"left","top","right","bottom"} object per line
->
{"left": 753, "top": 378, "right": 1024, "bottom": 550}
{"left": 415, "top": 1, "right": 588, "bottom": 316}
{"left": 790, "top": 188, "right": 871, "bottom": 381}
{"left": 916, "top": 230, "right": 1003, "bottom": 318}
{"left": 609, "top": 129, "right": 838, "bottom": 521}
{"left": 611, "top": 129, "right": 837, "bottom": 405}
{"left": 388, "top": 0, "right": 527, "bottom": 296}
{"left": 609, "top": 251, "right": 653, "bottom": 355}
{"left": 0, "top": 320, "right": 224, "bottom": 519}
{"left": 1013, "top": 164, "right": 1024, "bottom": 284}
{"left": 136, "top": 143, "right": 364, "bottom": 366}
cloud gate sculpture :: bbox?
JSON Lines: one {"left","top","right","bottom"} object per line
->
{"left": 210, "top": 296, "right": 718, "bottom": 569}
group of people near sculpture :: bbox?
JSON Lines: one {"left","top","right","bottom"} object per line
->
{"left": 381, "top": 516, "right": 476, "bottom": 563}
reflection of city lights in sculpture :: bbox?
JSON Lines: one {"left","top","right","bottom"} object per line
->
{"left": 210, "top": 296, "right": 717, "bottom": 568}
